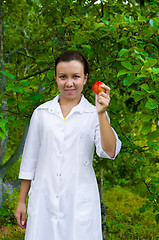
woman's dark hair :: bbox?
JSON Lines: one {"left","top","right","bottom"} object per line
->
{"left": 55, "top": 50, "right": 90, "bottom": 76}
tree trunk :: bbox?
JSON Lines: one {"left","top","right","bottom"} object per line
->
{"left": 0, "top": 0, "right": 8, "bottom": 162}
{"left": 0, "top": 0, "right": 8, "bottom": 206}
{"left": 140, "top": 0, "right": 144, "bottom": 7}
{"left": 0, "top": 123, "right": 29, "bottom": 179}
{"left": 100, "top": 166, "right": 107, "bottom": 239}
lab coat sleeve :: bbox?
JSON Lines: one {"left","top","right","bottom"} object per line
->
{"left": 94, "top": 112, "right": 122, "bottom": 159}
{"left": 19, "top": 109, "right": 41, "bottom": 180}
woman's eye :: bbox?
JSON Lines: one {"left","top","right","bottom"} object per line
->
{"left": 60, "top": 76, "right": 66, "bottom": 79}
{"left": 74, "top": 75, "right": 80, "bottom": 79}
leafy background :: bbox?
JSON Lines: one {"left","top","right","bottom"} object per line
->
{"left": 0, "top": 0, "right": 159, "bottom": 239}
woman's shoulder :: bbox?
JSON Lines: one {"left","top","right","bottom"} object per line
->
{"left": 36, "top": 100, "right": 54, "bottom": 110}
{"left": 35, "top": 95, "right": 59, "bottom": 111}
{"left": 82, "top": 95, "right": 96, "bottom": 113}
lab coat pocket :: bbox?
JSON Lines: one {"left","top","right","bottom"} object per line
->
{"left": 76, "top": 185, "right": 94, "bottom": 221}
{"left": 79, "top": 129, "right": 94, "bottom": 166}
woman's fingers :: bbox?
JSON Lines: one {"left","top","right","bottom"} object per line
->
{"left": 101, "top": 84, "right": 110, "bottom": 96}
{"left": 21, "top": 212, "right": 26, "bottom": 228}
{"left": 14, "top": 202, "right": 27, "bottom": 229}
{"left": 95, "top": 86, "right": 111, "bottom": 113}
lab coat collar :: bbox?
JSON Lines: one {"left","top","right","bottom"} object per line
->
{"left": 37, "top": 94, "right": 96, "bottom": 115}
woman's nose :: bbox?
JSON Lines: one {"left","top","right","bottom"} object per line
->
{"left": 66, "top": 78, "right": 73, "bottom": 87}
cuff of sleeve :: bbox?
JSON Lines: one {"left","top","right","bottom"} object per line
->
{"left": 97, "top": 138, "right": 122, "bottom": 160}
{"left": 19, "top": 171, "right": 35, "bottom": 180}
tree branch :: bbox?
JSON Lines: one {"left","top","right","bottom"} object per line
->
{"left": 78, "top": 0, "right": 97, "bottom": 14}
{"left": 19, "top": 66, "right": 53, "bottom": 81}
{"left": 101, "top": 1, "right": 104, "bottom": 18}
{"left": 16, "top": 52, "right": 36, "bottom": 61}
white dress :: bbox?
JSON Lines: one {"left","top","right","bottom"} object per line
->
{"left": 19, "top": 94, "right": 121, "bottom": 240}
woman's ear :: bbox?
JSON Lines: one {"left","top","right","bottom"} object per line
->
{"left": 84, "top": 73, "right": 88, "bottom": 85}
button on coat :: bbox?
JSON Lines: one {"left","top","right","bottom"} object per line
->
{"left": 19, "top": 94, "right": 121, "bottom": 240}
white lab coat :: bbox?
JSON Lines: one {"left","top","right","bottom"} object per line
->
{"left": 19, "top": 94, "right": 121, "bottom": 240}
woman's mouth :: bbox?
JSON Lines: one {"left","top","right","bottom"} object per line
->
{"left": 65, "top": 89, "right": 76, "bottom": 94}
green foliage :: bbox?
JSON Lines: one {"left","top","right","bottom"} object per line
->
{"left": 0, "top": 189, "right": 20, "bottom": 226}
{"left": 103, "top": 185, "right": 159, "bottom": 239}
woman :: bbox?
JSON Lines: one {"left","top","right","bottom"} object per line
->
{"left": 15, "top": 50, "right": 121, "bottom": 240}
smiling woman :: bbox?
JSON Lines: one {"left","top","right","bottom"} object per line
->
{"left": 14, "top": 50, "right": 121, "bottom": 240}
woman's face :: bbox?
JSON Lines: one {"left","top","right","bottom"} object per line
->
{"left": 55, "top": 60, "right": 88, "bottom": 102}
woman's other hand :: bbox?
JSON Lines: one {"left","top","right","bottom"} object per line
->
{"left": 14, "top": 201, "right": 27, "bottom": 229}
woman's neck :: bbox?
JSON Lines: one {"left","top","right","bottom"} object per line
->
{"left": 59, "top": 95, "right": 82, "bottom": 118}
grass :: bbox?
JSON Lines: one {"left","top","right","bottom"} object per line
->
{"left": 103, "top": 185, "right": 159, "bottom": 239}
{"left": 0, "top": 225, "right": 25, "bottom": 240}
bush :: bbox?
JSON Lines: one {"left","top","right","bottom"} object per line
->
{"left": 0, "top": 189, "right": 20, "bottom": 226}
{"left": 103, "top": 185, "right": 159, "bottom": 239}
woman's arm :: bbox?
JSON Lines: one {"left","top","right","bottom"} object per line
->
{"left": 14, "top": 179, "right": 31, "bottom": 229}
{"left": 98, "top": 111, "right": 116, "bottom": 158}
{"left": 96, "top": 85, "right": 116, "bottom": 158}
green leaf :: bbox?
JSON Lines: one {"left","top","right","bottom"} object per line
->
{"left": 0, "top": 119, "right": 8, "bottom": 133}
{"left": 140, "top": 123, "right": 151, "bottom": 135}
{"left": 123, "top": 75, "right": 135, "bottom": 87}
{"left": 141, "top": 83, "right": 149, "bottom": 91}
{"left": 129, "top": 16, "right": 134, "bottom": 23}
{"left": 0, "top": 118, "right": 8, "bottom": 125}
{"left": 142, "top": 59, "right": 157, "bottom": 72}
{"left": 148, "top": 141, "right": 159, "bottom": 150}
{"left": 0, "top": 70, "right": 15, "bottom": 80}
{"left": 18, "top": 102, "right": 30, "bottom": 110}
{"left": 101, "top": 19, "right": 109, "bottom": 25}
{"left": 47, "top": 70, "right": 54, "bottom": 79}
{"left": 28, "top": 93, "right": 42, "bottom": 101}
{"left": 81, "top": 45, "right": 92, "bottom": 53}
{"left": 149, "top": 19, "right": 158, "bottom": 27}
{"left": 7, "top": 98, "right": 16, "bottom": 106}
{"left": 145, "top": 99, "right": 158, "bottom": 109}
{"left": 117, "top": 37, "right": 128, "bottom": 42}
{"left": 115, "top": 14, "right": 123, "bottom": 22}
{"left": 136, "top": 55, "right": 145, "bottom": 63}
{"left": 6, "top": 83, "right": 14, "bottom": 91}
{"left": 155, "top": 214, "right": 159, "bottom": 224}
{"left": 134, "top": 94, "right": 144, "bottom": 102}
{"left": 152, "top": 68, "right": 159, "bottom": 74}
{"left": 118, "top": 48, "right": 128, "bottom": 57}
{"left": 142, "top": 115, "right": 152, "bottom": 122}
{"left": 148, "top": 194, "right": 154, "bottom": 201}
{"left": 13, "top": 86, "right": 24, "bottom": 93}
{"left": 117, "top": 70, "right": 130, "bottom": 77}
{"left": 20, "top": 80, "right": 30, "bottom": 87}
{"left": 0, "top": 129, "right": 6, "bottom": 139}
{"left": 137, "top": 74, "right": 147, "bottom": 78}
{"left": 116, "top": 58, "right": 126, "bottom": 61}
{"left": 151, "top": 180, "right": 159, "bottom": 184}
{"left": 149, "top": 19, "right": 154, "bottom": 27}
{"left": 121, "top": 61, "right": 132, "bottom": 70}
{"left": 148, "top": 130, "right": 159, "bottom": 141}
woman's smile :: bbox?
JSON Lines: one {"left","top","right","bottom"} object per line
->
{"left": 65, "top": 89, "right": 76, "bottom": 94}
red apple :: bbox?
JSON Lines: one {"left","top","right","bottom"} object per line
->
{"left": 92, "top": 82, "right": 105, "bottom": 94}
